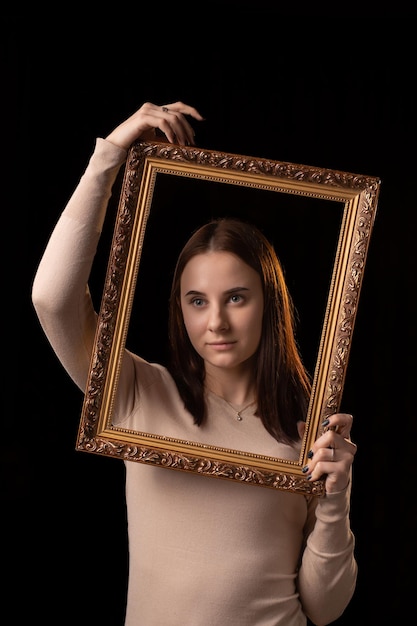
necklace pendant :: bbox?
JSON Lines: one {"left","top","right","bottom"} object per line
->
{"left": 236, "top": 413, "right": 243, "bottom": 421}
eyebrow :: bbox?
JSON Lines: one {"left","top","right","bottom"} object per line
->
{"left": 184, "top": 287, "right": 250, "bottom": 297}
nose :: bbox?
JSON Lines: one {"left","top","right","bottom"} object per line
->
{"left": 208, "top": 306, "right": 229, "bottom": 333}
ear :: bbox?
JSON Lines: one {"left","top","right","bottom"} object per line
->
{"left": 297, "top": 420, "right": 306, "bottom": 438}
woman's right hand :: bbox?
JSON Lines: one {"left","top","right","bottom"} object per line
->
{"left": 105, "top": 101, "right": 205, "bottom": 150}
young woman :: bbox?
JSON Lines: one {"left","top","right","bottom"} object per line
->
{"left": 32, "top": 101, "right": 357, "bottom": 625}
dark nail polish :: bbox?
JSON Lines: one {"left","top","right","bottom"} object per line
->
{"left": 322, "top": 418, "right": 330, "bottom": 427}
{"left": 307, "top": 450, "right": 314, "bottom": 459}
{"left": 302, "top": 465, "right": 309, "bottom": 473}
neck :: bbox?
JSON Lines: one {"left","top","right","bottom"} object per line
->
{"left": 205, "top": 368, "right": 256, "bottom": 406}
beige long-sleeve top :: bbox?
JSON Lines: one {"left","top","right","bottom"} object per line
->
{"left": 32, "top": 138, "right": 357, "bottom": 626}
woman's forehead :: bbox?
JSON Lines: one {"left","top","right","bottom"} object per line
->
{"left": 181, "top": 252, "right": 260, "bottom": 289}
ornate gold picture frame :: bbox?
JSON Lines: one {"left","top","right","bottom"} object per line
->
{"left": 76, "top": 139, "right": 380, "bottom": 496}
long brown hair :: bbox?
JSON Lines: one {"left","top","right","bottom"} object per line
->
{"left": 168, "top": 218, "right": 311, "bottom": 444}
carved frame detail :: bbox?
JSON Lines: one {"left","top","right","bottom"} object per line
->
{"left": 76, "top": 141, "right": 380, "bottom": 496}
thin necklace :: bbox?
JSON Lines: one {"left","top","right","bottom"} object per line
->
{"left": 220, "top": 397, "right": 256, "bottom": 421}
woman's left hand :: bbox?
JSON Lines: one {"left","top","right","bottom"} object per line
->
{"left": 303, "top": 413, "right": 357, "bottom": 493}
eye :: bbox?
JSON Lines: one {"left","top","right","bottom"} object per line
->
{"left": 191, "top": 297, "right": 205, "bottom": 307}
{"left": 229, "top": 294, "right": 243, "bottom": 304}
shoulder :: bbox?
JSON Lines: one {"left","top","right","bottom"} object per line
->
{"left": 122, "top": 351, "right": 179, "bottom": 398}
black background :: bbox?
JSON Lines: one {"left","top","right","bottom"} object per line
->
{"left": 11, "top": 11, "right": 416, "bottom": 625}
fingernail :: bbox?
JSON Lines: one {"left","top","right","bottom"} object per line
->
{"left": 302, "top": 465, "right": 309, "bottom": 473}
{"left": 322, "top": 418, "right": 330, "bottom": 427}
{"left": 307, "top": 450, "right": 314, "bottom": 459}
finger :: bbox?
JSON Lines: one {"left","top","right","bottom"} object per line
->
{"left": 327, "top": 440, "right": 357, "bottom": 461}
{"left": 306, "top": 432, "right": 357, "bottom": 469}
{"left": 156, "top": 119, "right": 191, "bottom": 145}
{"left": 302, "top": 448, "right": 355, "bottom": 488}
{"left": 158, "top": 111, "right": 197, "bottom": 145}
{"left": 159, "top": 102, "right": 205, "bottom": 145}
{"left": 161, "top": 101, "right": 205, "bottom": 122}
{"left": 314, "top": 430, "right": 355, "bottom": 459}
{"left": 322, "top": 413, "right": 353, "bottom": 438}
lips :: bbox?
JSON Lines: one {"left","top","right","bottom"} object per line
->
{"left": 207, "top": 341, "right": 236, "bottom": 351}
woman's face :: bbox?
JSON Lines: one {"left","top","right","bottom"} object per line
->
{"left": 180, "top": 251, "right": 264, "bottom": 373}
